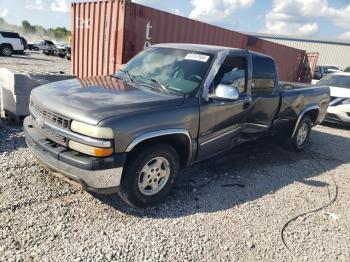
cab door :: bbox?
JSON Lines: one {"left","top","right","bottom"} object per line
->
{"left": 197, "top": 54, "right": 251, "bottom": 160}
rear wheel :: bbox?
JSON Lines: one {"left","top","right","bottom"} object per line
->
{"left": 119, "top": 144, "right": 180, "bottom": 207}
{"left": 1, "top": 45, "right": 13, "bottom": 56}
{"left": 286, "top": 116, "right": 312, "bottom": 151}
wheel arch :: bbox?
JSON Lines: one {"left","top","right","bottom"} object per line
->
{"left": 291, "top": 105, "right": 319, "bottom": 138}
{"left": 125, "top": 129, "right": 193, "bottom": 168}
{"left": 0, "top": 43, "right": 13, "bottom": 50}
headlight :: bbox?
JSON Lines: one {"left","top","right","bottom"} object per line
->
{"left": 71, "top": 120, "right": 114, "bottom": 139}
{"left": 69, "top": 141, "right": 113, "bottom": 157}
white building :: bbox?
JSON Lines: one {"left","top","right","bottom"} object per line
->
{"left": 249, "top": 33, "right": 350, "bottom": 70}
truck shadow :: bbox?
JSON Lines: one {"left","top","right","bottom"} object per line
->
{"left": 95, "top": 128, "right": 350, "bottom": 218}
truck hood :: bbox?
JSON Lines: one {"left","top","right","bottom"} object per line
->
{"left": 329, "top": 86, "right": 350, "bottom": 98}
{"left": 31, "top": 76, "right": 184, "bottom": 125}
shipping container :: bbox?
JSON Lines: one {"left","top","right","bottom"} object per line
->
{"left": 71, "top": 0, "right": 311, "bottom": 82}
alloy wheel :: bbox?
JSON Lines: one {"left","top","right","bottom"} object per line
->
{"left": 138, "top": 157, "right": 171, "bottom": 196}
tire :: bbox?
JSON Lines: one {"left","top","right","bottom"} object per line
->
{"left": 286, "top": 115, "right": 312, "bottom": 151}
{"left": 1, "top": 45, "right": 13, "bottom": 56}
{"left": 119, "top": 143, "right": 180, "bottom": 207}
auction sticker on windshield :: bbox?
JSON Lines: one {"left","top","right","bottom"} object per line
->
{"left": 185, "top": 53, "right": 210, "bottom": 62}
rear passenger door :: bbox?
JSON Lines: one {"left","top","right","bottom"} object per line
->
{"left": 243, "top": 55, "right": 280, "bottom": 133}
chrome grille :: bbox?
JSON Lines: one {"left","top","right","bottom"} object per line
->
{"left": 31, "top": 103, "right": 71, "bottom": 146}
{"left": 39, "top": 125, "right": 67, "bottom": 145}
{"left": 31, "top": 103, "right": 70, "bottom": 129}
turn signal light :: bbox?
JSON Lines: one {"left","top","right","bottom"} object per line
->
{"left": 68, "top": 141, "right": 113, "bottom": 157}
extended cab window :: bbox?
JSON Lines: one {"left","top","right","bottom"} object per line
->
{"left": 213, "top": 56, "right": 247, "bottom": 94}
{"left": 252, "top": 56, "right": 276, "bottom": 94}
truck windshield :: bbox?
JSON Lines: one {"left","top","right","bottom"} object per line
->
{"left": 317, "top": 74, "right": 350, "bottom": 89}
{"left": 114, "top": 47, "right": 213, "bottom": 95}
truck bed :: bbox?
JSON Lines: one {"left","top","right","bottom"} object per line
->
{"left": 276, "top": 83, "right": 330, "bottom": 123}
{"left": 279, "top": 81, "right": 313, "bottom": 90}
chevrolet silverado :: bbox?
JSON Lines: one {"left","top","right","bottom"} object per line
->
{"left": 24, "top": 44, "right": 330, "bottom": 207}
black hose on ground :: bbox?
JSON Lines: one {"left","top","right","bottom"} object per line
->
{"left": 280, "top": 149, "right": 339, "bottom": 259}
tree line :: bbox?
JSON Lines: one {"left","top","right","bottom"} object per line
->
{"left": 0, "top": 18, "right": 71, "bottom": 41}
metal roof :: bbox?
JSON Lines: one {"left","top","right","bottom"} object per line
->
{"left": 246, "top": 32, "right": 350, "bottom": 47}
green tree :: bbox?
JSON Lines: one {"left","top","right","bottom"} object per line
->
{"left": 21, "top": 20, "right": 36, "bottom": 33}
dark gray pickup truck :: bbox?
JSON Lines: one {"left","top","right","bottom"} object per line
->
{"left": 24, "top": 44, "right": 330, "bottom": 207}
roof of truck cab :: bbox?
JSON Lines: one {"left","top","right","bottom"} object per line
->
{"left": 153, "top": 43, "right": 273, "bottom": 60}
{"left": 153, "top": 43, "right": 231, "bottom": 54}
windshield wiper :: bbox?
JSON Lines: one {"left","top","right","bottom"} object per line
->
{"left": 130, "top": 75, "right": 185, "bottom": 96}
{"left": 150, "top": 78, "right": 169, "bottom": 93}
{"left": 166, "top": 86, "right": 187, "bottom": 96}
{"left": 132, "top": 75, "right": 169, "bottom": 93}
{"left": 119, "top": 69, "right": 134, "bottom": 83}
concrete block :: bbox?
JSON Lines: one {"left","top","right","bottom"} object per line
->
{"left": 0, "top": 68, "right": 75, "bottom": 118}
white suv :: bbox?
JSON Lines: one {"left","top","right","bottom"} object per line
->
{"left": 0, "top": 31, "right": 25, "bottom": 56}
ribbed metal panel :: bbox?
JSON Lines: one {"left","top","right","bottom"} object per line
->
{"left": 71, "top": 0, "right": 125, "bottom": 77}
{"left": 258, "top": 37, "right": 350, "bottom": 70}
{"left": 72, "top": 1, "right": 306, "bottom": 81}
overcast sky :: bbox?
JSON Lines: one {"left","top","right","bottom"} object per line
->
{"left": 1, "top": 0, "right": 350, "bottom": 40}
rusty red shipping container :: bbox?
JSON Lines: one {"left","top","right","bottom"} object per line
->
{"left": 71, "top": 0, "right": 309, "bottom": 81}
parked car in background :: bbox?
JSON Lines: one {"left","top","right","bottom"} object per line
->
{"left": 54, "top": 43, "right": 68, "bottom": 58}
{"left": 65, "top": 45, "right": 71, "bottom": 60}
{"left": 20, "top": 37, "right": 29, "bottom": 50}
{"left": 313, "top": 65, "right": 341, "bottom": 80}
{"left": 315, "top": 72, "right": 350, "bottom": 126}
{"left": 28, "top": 43, "right": 34, "bottom": 50}
{"left": 43, "top": 46, "right": 55, "bottom": 56}
{"left": 30, "top": 40, "right": 56, "bottom": 51}
{"left": 344, "top": 67, "right": 350, "bottom": 73}
{"left": 0, "top": 30, "right": 25, "bottom": 56}
{"left": 24, "top": 44, "right": 330, "bottom": 207}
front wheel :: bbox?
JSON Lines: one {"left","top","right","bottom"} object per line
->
{"left": 287, "top": 116, "right": 312, "bottom": 151}
{"left": 119, "top": 144, "right": 180, "bottom": 207}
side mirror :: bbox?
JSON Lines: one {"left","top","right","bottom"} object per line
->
{"left": 210, "top": 84, "right": 239, "bottom": 101}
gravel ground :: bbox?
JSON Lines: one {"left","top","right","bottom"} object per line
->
{"left": 0, "top": 120, "right": 349, "bottom": 261}
{"left": 0, "top": 51, "right": 70, "bottom": 74}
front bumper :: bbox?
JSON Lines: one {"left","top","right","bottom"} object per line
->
{"left": 24, "top": 116, "right": 125, "bottom": 194}
{"left": 325, "top": 105, "right": 350, "bottom": 126}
